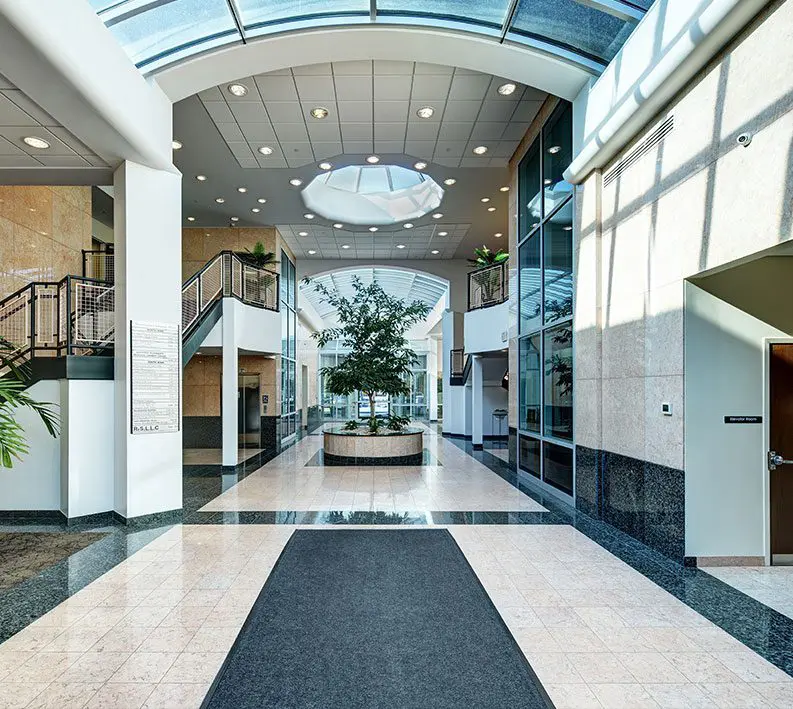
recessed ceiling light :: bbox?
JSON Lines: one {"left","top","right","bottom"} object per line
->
{"left": 196, "top": 175, "right": 207, "bottom": 181}
{"left": 304, "top": 213, "right": 315, "bottom": 219}
{"left": 494, "top": 232, "right": 503, "bottom": 238}
{"left": 308, "top": 250, "right": 316, "bottom": 255}
{"left": 258, "top": 146, "right": 274, "bottom": 156}
{"left": 473, "top": 145, "right": 488, "bottom": 155}
{"left": 544, "top": 178, "right": 553, "bottom": 185}
{"left": 228, "top": 84, "right": 248, "bottom": 97}
{"left": 333, "top": 223, "right": 343, "bottom": 229}
{"left": 319, "top": 162, "right": 332, "bottom": 170}
{"left": 366, "top": 155, "right": 380, "bottom": 164}
{"left": 251, "top": 208, "right": 260, "bottom": 213}
{"left": 341, "top": 244, "right": 350, "bottom": 249}
{"left": 237, "top": 187, "right": 247, "bottom": 193}
{"left": 497, "top": 82, "right": 517, "bottom": 96}
{"left": 403, "top": 223, "right": 414, "bottom": 229}
{"left": 481, "top": 197, "right": 490, "bottom": 203}
{"left": 298, "top": 231, "right": 308, "bottom": 237}
{"left": 187, "top": 216, "right": 195, "bottom": 222}
{"left": 257, "top": 198, "right": 267, "bottom": 204}
{"left": 443, "top": 178, "right": 456, "bottom": 186}
{"left": 500, "top": 186, "right": 510, "bottom": 192}
{"left": 290, "top": 178, "right": 303, "bottom": 186}
{"left": 23, "top": 136, "right": 49, "bottom": 149}
{"left": 548, "top": 145, "right": 562, "bottom": 154}
{"left": 369, "top": 227, "right": 378, "bottom": 232}
{"left": 563, "top": 226, "right": 573, "bottom": 231}
{"left": 396, "top": 244, "right": 406, "bottom": 249}
{"left": 432, "top": 213, "right": 443, "bottom": 219}
{"left": 414, "top": 161, "right": 427, "bottom": 170}
{"left": 215, "top": 197, "right": 225, "bottom": 203}
{"left": 416, "top": 106, "right": 435, "bottom": 119}
{"left": 438, "top": 231, "right": 448, "bottom": 236}
{"left": 230, "top": 216, "right": 239, "bottom": 222}
{"left": 172, "top": 140, "right": 183, "bottom": 150}
{"left": 487, "top": 207, "right": 496, "bottom": 212}
{"left": 310, "top": 107, "right": 329, "bottom": 119}
{"left": 431, "top": 250, "right": 439, "bottom": 254}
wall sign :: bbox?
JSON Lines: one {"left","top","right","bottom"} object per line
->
{"left": 131, "top": 321, "right": 181, "bottom": 434}
{"left": 724, "top": 416, "right": 763, "bottom": 424}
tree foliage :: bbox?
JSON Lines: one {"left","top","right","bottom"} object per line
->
{"left": 468, "top": 245, "right": 509, "bottom": 270}
{"left": 307, "top": 277, "right": 430, "bottom": 432}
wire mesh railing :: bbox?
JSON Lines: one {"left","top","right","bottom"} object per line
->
{"left": 82, "top": 249, "right": 115, "bottom": 283}
{"left": 468, "top": 261, "right": 508, "bottom": 311}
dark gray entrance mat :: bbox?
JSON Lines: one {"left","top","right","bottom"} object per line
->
{"left": 201, "top": 529, "right": 554, "bottom": 709}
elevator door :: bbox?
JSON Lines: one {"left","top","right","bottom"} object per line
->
{"left": 238, "top": 375, "right": 261, "bottom": 448}
{"left": 770, "top": 344, "right": 793, "bottom": 563}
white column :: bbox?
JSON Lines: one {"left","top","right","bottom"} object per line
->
{"left": 428, "top": 337, "right": 439, "bottom": 421}
{"left": 472, "top": 355, "right": 484, "bottom": 448}
{"left": 114, "top": 161, "right": 182, "bottom": 520}
{"left": 222, "top": 299, "right": 239, "bottom": 466}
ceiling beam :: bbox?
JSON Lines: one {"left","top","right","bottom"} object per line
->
{"left": 573, "top": 0, "right": 645, "bottom": 23}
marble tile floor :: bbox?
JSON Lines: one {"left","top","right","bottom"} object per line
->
{"left": 182, "top": 449, "right": 262, "bottom": 466}
{"left": 1, "top": 524, "right": 792, "bottom": 709}
{"left": 198, "top": 425, "right": 546, "bottom": 513}
{"left": 703, "top": 567, "right": 793, "bottom": 622}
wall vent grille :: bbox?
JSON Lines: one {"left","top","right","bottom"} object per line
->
{"left": 603, "top": 114, "right": 675, "bottom": 188}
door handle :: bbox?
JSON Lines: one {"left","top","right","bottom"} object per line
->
{"left": 768, "top": 451, "right": 793, "bottom": 470}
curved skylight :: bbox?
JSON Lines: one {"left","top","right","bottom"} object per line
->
{"left": 89, "top": 1, "right": 651, "bottom": 74}
{"left": 302, "top": 165, "right": 444, "bottom": 225}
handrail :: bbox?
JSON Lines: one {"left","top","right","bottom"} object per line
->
{"left": 449, "top": 348, "right": 472, "bottom": 385}
{"left": 468, "top": 261, "right": 508, "bottom": 311}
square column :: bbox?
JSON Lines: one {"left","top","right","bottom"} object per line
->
{"left": 222, "top": 299, "right": 238, "bottom": 466}
{"left": 472, "top": 355, "right": 484, "bottom": 449}
{"left": 114, "top": 161, "right": 183, "bottom": 520}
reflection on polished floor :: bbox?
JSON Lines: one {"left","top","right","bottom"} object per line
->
{"left": 182, "top": 449, "right": 262, "bottom": 466}
{"left": 704, "top": 566, "right": 793, "bottom": 622}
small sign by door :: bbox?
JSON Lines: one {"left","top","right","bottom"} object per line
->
{"left": 724, "top": 416, "right": 763, "bottom": 424}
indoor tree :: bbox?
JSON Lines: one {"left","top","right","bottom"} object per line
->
{"left": 306, "top": 276, "right": 430, "bottom": 433}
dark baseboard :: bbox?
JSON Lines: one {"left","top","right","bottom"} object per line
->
{"left": 483, "top": 434, "right": 508, "bottom": 441}
{"left": 65, "top": 511, "right": 117, "bottom": 527}
{"left": 112, "top": 508, "right": 183, "bottom": 528}
{"left": 0, "top": 510, "right": 65, "bottom": 523}
{"left": 441, "top": 432, "right": 472, "bottom": 440}
{"left": 472, "top": 443, "right": 484, "bottom": 450}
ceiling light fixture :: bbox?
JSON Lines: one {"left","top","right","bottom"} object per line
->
{"left": 251, "top": 208, "right": 260, "bottom": 213}
{"left": 487, "top": 207, "right": 496, "bottom": 212}
{"left": 473, "top": 145, "right": 488, "bottom": 155}
{"left": 298, "top": 231, "right": 308, "bottom": 237}
{"left": 403, "top": 223, "right": 414, "bottom": 229}
{"left": 444, "top": 178, "right": 456, "bottom": 186}
{"left": 500, "top": 186, "right": 510, "bottom": 192}
{"left": 366, "top": 155, "right": 380, "bottom": 164}
{"left": 237, "top": 187, "right": 247, "bottom": 193}
{"left": 228, "top": 84, "right": 248, "bottom": 97}
{"left": 432, "top": 213, "right": 443, "bottom": 219}
{"left": 396, "top": 244, "right": 406, "bottom": 249}
{"left": 308, "top": 250, "right": 316, "bottom": 255}
{"left": 548, "top": 145, "right": 562, "bottom": 154}
{"left": 333, "top": 223, "right": 343, "bottom": 229}
{"left": 497, "top": 82, "right": 517, "bottom": 96}
{"left": 23, "top": 136, "right": 50, "bottom": 149}
{"left": 416, "top": 106, "right": 435, "bottom": 119}
{"left": 544, "top": 178, "right": 553, "bottom": 185}
{"left": 172, "top": 140, "right": 183, "bottom": 150}
{"left": 481, "top": 197, "right": 490, "bottom": 203}
{"left": 231, "top": 216, "right": 239, "bottom": 222}
{"left": 431, "top": 250, "right": 439, "bottom": 254}
{"left": 289, "top": 178, "right": 303, "bottom": 187}
{"left": 187, "top": 216, "right": 195, "bottom": 222}
{"left": 341, "top": 244, "right": 350, "bottom": 249}
{"left": 196, "top": 174, "right": 207, "bottom": 181}
{"left": 310, "top": 107, "right": 329, "bottom": 119}
{"left": 304, "top": 213, "right": 315, "bottom": 219}
{"left": 369, "top": 227, "right": 378, "bottom": 232}
{"left": 563, "top": 225, "right": 573, "bottom": 231}
{"left": 494, "top": 232, "right": 503, "bottom": 238}
{"left": 438, "top": 231, "right": 448, "bottom": 236}
{"left": 215, "top": 197, "right": 225, "bottom": 203}
{"left": 319, "top": 162, "right": 332, "bottom": 170}
{"left": 258, "top": 146, "right": 274, "bottom": 156}
{"left": 257, "top": 198, "right": 267, "bottom": 204}
{"left": 413, "top": 161, "right": 427, "bottom": 170}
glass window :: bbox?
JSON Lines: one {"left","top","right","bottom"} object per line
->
{"left": 543, "top": 214, "right": 573, "bottom": 326}
{"left": 519, "top": 335, "right": 541, "bottom": 433}
{"left": 518, "top": 435, "right": 541, "bottom": 478}
{"left": 239, "top": 0, "right": 369, "bottom": 30}
{"left": 542, "top": 102, "right": 574, "bottom": 217}
{"left": 376, "top": 0, "right": 510, "bottom": 29}
{"left": 281, "top": 307, "right": 288, "bottom": 357}
{"left": 519, "top": 232, "right": 542, "bottom": 334}
{"left": 543, "top": 441, "right": 573, "bottom": 495}
{"left": 518, "top": 140, "right": 541, "bottom": 239}
{"left": 543, "top": 324, "right": 573, "bottom": 440}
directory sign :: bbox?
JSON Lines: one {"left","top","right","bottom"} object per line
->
{"left": 130, "top": 321, "right": 181, "bottom": 434}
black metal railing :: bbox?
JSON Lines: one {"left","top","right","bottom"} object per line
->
{"left": 449, "top": 348, "right": 472, "bottom": 385}
{"left": 468, "top": 261, "right": 508, "bottom": 311}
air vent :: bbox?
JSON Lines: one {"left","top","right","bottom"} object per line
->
{"left": 603, "top": 114, "right": 674, "bottom": 188}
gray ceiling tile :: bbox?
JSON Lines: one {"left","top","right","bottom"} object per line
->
{"left": 437, "top": 122, "right": 474, "bottom": 141}
{"left": 459, "top": 156, "right": 486, "bottom": 168}
{"left": 2, "top": 90, "right": 58, "bottom": 125}
{"left": 442, "top": 101, "right": 482, "bottom": 122}
{"left": 0, "top": 126, "right": 74, "bottom": 155}
{"left": 404, "top": 141, "right": 436, "bottom": 158}
{"left": 434, "top": 157, "right": 461, "bottom": 168}
{"left": 337, "top": 102, "right": 372, "bottom": 122}
{"left": 202, "top": 101, "right": 235, "bottom": 123}
{"left": 268, "top": 102, "right": 306, "bottom": 123}
{"left": 227, "top": 142, "right": 256, "bottom": 159}
{"left": 0, "top": 93, "right": 40, "bottom": 125}
{"left": 310, "top": 142, "right": 342, "bottom": 159}
{"left": 230, "top": 102, "right": 268, "bottom": 123}
{"left": 239, "top": 123, "right": 277, "bottom": 141}
{"left": 491, "top": 140, "right": 519, "bottom": 158}
{"left": 374, "top": 140, "right": 405, "bottom": 154}
{"left": 374, "top": 101, "right": 409, "bottom": 123}
{"left": 255, "top": 75, "right": 298, "bottom": 101}
{"left": 374, "top": 75, "right": 412, "bottom": 101}
{"left": 414, "top": 63, "right": 454, "bottom": 74}
{"left": 341, "top": 140, "right": 373, "bottom": 154}
{"left": 374, "top": 60, "right": 414, "bottom": 75}
{"left": 374, "top": 123, "right": 407, "bottom": 141}
{"left": 84, "top": 155, "right": 109, "bottom": 167}
{"left": 280, "top": 142, "right": 314, "bottom": 159}
{"left": 341, "top": 123, "right": 373, "bottom": 140}
{"left": 334, "top": 76, "right": 373, "bottom": 102}
{"left": 488, "top": 157, "right": 510, "bottom": 167}
{"left": 522, "top": 87, "right": 547, "bottom": 102}
{"left": 0, "top": 73, "right": 14, "bottom": 89}
{"left": 216, "top": 123, "right": 245, "bottom": 142}
{"left": 406, "top": 123, "right": 439, "bottom": 141}
{"left": 512, "top": 100, "right": 544, "bottom": 123}
{"left": 307, "top": 123, "right": 341, "bottom": 142}
{"left": 410, "top": 75, "right": 452, "bottom": 101}
{"left": 37, "top": 155, "right": 90, "bottom": 167}
{"left": 0, "top": 135, "right": 25, "bottom": 155}
{"left": 198, "top": 86, "right": 224, "bottom": 101}
{"left": 294, "top": 75, "right": 336, "bottom": 101}
{"left": 274, "top": 123, "right": 310, "bottom": 142}
{"left": 332, "top": 60, "right": 373, "bottom": 75}
{"left": 448, "top": 74, "right": 491, "bottom": 101}
{"left": 0, "top": 155, "right": 40, "bottom": 167}
{"left": 470, "top": 122, "right": 507, "bottom": 141}
{"left": 293, "top": 63, "right": 332, "bottom": 75}
{"left": 501, "top": 122, "right": 530, "bottom": 141}
{"left": 47, "top": 127, "right": 93, "bottom": 155}
{"left": 477, "top": 100, "right": 518, "bottom": 122}
{"left": 238, "top": 158, "right": 260, "bottom": 168}
{"left": 286, "top": 155, "right": 315, "bottom": 168}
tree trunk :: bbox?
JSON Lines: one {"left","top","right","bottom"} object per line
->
{"left": 367, "top": 391, "right": 376, "bottom": 431}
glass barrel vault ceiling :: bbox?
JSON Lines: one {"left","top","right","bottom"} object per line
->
{"left": 88, "top": 0, "right": 653, "bottom": 74}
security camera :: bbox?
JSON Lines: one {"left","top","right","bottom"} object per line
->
{"left": 737, "top": 132, "right": 753, "bottom": 147}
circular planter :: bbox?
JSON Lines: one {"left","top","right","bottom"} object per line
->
{"left": 323, "top": 427, "right": 424, "bottom": 466}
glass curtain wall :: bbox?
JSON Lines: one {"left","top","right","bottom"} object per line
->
{"left": 517, "top": 101, "right": 575, "bottom": 497}
{"left": 280, "top": 250, "right": 297, "bottom": 442}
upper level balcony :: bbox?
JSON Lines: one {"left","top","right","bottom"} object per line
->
{"left": 464, "top": 261, "right": 509, "bottom": 355}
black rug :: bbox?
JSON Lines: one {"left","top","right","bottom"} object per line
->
{"left": 201, "top": 529, "right": 553, "bottom": 709}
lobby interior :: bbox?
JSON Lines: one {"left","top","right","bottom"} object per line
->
{"left": 0, "top": 0, "right": 793, "bottom": 707}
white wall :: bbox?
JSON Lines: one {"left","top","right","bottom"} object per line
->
{"left": 202, "top": 299, "right": 282, "bottom": 354}
{"left": 684, "top": 283, "right": 788, "bottom": 558}
{"left": 464, "top": 302, "right": 509, "bottom": 354}
{"left": 0, "top": 381, "right": 61, "bottom": 510}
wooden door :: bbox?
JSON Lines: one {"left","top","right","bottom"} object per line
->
{"left": 770, "top": 344, "right": 793, "bottom": 562}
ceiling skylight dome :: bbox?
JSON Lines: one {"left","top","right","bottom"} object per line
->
{"left": 301, "top": 165, "right": 444, "bottom": 226}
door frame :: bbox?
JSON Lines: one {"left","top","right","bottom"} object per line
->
{"left": 763, "top": 337, "right": 793, "bottom": 565}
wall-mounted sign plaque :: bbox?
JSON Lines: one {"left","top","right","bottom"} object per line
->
{"left": 724, "top": 416, "right": 763, "bottom": 424}
{"left": 131, "top": 321, "right": 181, "bottom": 434}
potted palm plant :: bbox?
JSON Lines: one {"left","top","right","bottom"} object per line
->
{"left": 468, "top": 246, "right": 508, "bottom": 306}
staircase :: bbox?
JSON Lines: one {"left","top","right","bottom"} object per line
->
{"left": 0, "top": 251, "right": 279, "bottom": 380}
{"left": 449, "top": 348, "right": 472, "bottom": 386}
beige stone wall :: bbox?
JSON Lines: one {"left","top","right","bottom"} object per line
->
{"left": 182, "top": 226, "right": 278, "bottom": 281}
{"left": 240, "top": 355, "right": 277, "bottom": 416}
{"left": 575, "top": 0, "right": 793, "bottom": 469}
{"left": 0, "top": 186, "right": 92, "bottom": 298}
{"left": 296, "top": 317, "right": 320, "bottom": 418}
